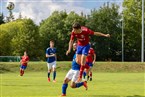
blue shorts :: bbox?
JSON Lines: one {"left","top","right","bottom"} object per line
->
{"left": 20, "top": 65, "right": 27, "bottom": 70}
{"left": 76, "top": 44, "right": 90, "bottom": 56}
{"left": 86, "top": 62, "right": 93, "bottom": 67}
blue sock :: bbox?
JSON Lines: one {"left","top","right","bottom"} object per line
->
{"left": 76, "top": 82, "right": 84, "bottom": 88}
{"left": 53, "top": 71, "right": 56, "bottom": 80}
{"left": 83, "top": 72, "right": 86, "bottom": 79}
{"left": 48, "top": 72, "right": 50, "bottom": 78}
{"left": 62, "top": 84, "right": 68, "bottom": 94}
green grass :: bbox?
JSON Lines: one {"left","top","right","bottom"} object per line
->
{"left": 1, "top": 72, "right": 145, "bottom": 97}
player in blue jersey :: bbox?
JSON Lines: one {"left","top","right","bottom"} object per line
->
{"left": 46, "top": 40, "right": 57, "bottom": 82}
{"left": 61, "top": 42, "right": 87, "bottom": 96}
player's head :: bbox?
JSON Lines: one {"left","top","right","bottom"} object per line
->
{"left": 72, "top": 22, "right": 81, "bottom": 34}
{"left": 73, "top": 42, "right": 77, "bottom": 51}
{"left": 24, "top": 51, "right": 27, "bottom": 56}
{"left": 50, "top": 40, "right": 54, "bottom": 48}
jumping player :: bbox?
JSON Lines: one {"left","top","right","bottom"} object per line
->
{"left": 66, "top": 22, "right": 110, "bottom": 82}
{"left": 20, "top": 51, "right": 29, "bottom": 76}
{"left": 46, "top": 40, "right": 57, "bottom": 82}
{"left": 83, "top": 47, "right": 96, "bottom": 81}
{"left": 61, "top": 42, "right": 87, "bottom": 96}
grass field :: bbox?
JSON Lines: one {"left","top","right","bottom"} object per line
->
{"left": 0, "top": 62, "right": 145, "bottom": 97}
{"left": 1, "top": 72, "right": 145, "bottom": 97}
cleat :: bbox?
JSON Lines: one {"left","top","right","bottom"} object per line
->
{"left": 61, "top": 94, "right": 66, "bottom": 96}
{"left": 48, "top": 78, "right": 50, "bottom": 82}
{"left": 83, "top": 81, "right": 88, "bottom": 90}
{"left": 53, "top": 80, "right": 56, "bottom": 83}
{"left": 90, "top": 78, "right": 92, "bottom": 81}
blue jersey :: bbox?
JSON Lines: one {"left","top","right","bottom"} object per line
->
{"left": 46, "top": 47, "right": 56, "bottom": 63}
{"left": 71, "top": 54, "right": 80, "bottom": 70}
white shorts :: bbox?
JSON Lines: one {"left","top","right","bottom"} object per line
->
{"left": 65, "top": 69, "right": 79, "bottom": 83}
{"left": 47, "top": 61, "right": 56, "bottom": 70}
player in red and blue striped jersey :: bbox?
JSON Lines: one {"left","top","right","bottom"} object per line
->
{"left": 46, "top": 40, "right": 57, "bottom": 82}
{"left": 20, "top": 51, "right": 29, "bottom": 76}
{"left": 61, "top": 42, "right": 87, "bottom": 96}
{"left": 66, "top": 22, "right": 110, "bottom": 82}
{"left": 83, "top": 47, "right": 96, "bottom": 81}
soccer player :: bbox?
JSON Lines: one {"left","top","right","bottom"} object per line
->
{"left": 83, "top": 47, "right": 96, "bottom": 81}
{"left": 20, "top": 51, "right": 29, "bottom": 76}
{"left": 46, "top": 40, "right": 57, "bottom": 82}
{"left": 61, "top": 42, "right": 87, "bottom": 96}
{"left": 66, "top": 22, "right": 110, "bottom": 82}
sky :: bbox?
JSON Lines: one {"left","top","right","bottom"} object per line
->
{"left": 0, "top": 0, "right": 123, "bottom": 24}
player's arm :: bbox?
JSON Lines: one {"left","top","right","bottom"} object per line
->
{"left": 93, "top": 53, "right": 96, "bottom": 65}
{"left": 66, "top": 39, "right": 74, "bottom": 55}
{"left": 46, "top": 54, "right": 56, "bottom": 58}
{"left": 94, "top": 32, "right": 110, "bottom": 37}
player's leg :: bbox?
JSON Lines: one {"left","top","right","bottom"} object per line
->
{"left": 76, "top": 45, "right": 82, "bottom": 65}
{"left": 20, "top": 65, "right": 23, "bottom": 76}
{"left": 89, "top": 67, "right": 93, "bottom": 81}
{"left": 83, "top": 69, "right": 87, "bottom": 80}
{"left": 70, "top": 70, "right": 88, "bottom": 90}
{"left": 61, "top": 69, "right": 73, "bottom": 96}
{"left": 47, "top": 63, "right": 52, "bottom": 82}
{"left": 78, "top": 44, "right": 90, "bottom": 81}
{"left": 21, "top": 66, "right": 27, "bottom": 76}
{"left": 52, "top": 61, "right": 56, "bottom": 82}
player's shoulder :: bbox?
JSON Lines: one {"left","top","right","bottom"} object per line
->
{"left": 81, "top": 26, "right": 89, "bottom": 32}
{"left": 90, "top": 48, "right": 95, "bottom": 51}
{"left": 46, "top": 47, "right": 51, "bottom": 51}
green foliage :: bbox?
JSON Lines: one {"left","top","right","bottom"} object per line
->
{"left": 0, "top": 13, "right": 5, "bottom": 25}
{"left": 86, "top": 4, "right": 122, "bottom": 61}
{"left": 0, "top": 19, "right": 40, "bottom": 60}
{"left": 123, "top": 0, "right": 144, "bottom": 61}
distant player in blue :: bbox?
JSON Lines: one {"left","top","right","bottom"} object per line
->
{"left": 46, "top": 40, "right": 57, "bottom": 82}
{"left": 61, "top": 42, "right": 87, "bottom": 96}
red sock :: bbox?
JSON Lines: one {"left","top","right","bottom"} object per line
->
{"left": 20, "top": 70, "right": 23, "bottom": 76}
{"left": 79, "top": 65, "right": 85, "bottom": 78}
{"left": 22, "top": 70, "right": 24, "bottom": 75}
{"left": 90, "top": 72, "right": 92, "bottom": 77}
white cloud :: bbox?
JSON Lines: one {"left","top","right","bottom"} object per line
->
{"left": 4, "top": 0, "right": 90, "bottom": 25}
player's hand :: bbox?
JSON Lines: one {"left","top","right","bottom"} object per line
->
{"left": 66, "top": 50, "right": 70, "bottom": 55}
{"left": 105, "top": 34, "right": 110, "bottom": 38}
{"left": 92, "top": 61, "right": 95, "bottom": 65}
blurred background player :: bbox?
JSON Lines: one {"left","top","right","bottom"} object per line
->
{"left": 20, "top": 51, "right": 29, "bottom": 76}
{"left": 66, "top": 22, "right": 110, "bottom": 82}
{"left": 46, "top": 40, "right": 57, "bottom": 82}
{"left": 83, "top": 46, "right": 96, "bottom": 81}
{"left": 61, "top": 42, "right": 87, "bottom": 96}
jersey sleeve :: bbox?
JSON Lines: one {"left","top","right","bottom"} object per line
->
{"left": 70, "top": 32, "right": 75, "bottom": 40}
{"left": 88, "top": 28, "right": 94, "bottom": 35}
{"left": 46, "top": 48, "right": 49, "bottom": 54}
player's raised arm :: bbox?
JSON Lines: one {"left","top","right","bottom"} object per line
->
{"left": 94, "top": 32, "right": 110, "bottom": 37}
{"left": 66, "top": 39, "right": 74, "bottom": 55}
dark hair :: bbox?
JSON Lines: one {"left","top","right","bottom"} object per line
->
{"left": 72, "top": 22, "right": 81, "bottom": 29}
{"left": 50, "top": 40, "right": 54, "bottom": 43}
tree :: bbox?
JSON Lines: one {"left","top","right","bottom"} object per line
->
{"left": 86, "top": 3, "right": 122, "bottom": 61}
{"left": 0, "top": 19, "right": 40, "bottom": 60}
{"left": 123, "top": 0, "right": 144, "bottom": 61}
{"left": 0, "top": 13, "right": 5, "bottom": 25}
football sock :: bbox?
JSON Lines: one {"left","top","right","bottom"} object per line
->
{"left": 53, "top": 71, "right": 56, "bottom": 80}
{"left": 79, "top": 65, "right": 85, "bottom": 78}
{"left": 62, "top": 84, "right": 68, "bottom": 94}
{"left": 90, "top": 72, "right": 92, "bottom": 78}
{"left": 76, "top": 82, "right": 84, "bottom": 88}
{"left": 48, "top": 72, "right": 50, "bottom": 78}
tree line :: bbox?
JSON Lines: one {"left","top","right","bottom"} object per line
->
{"left": 0, "top": 0, "right": 144, "bottom": 61}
